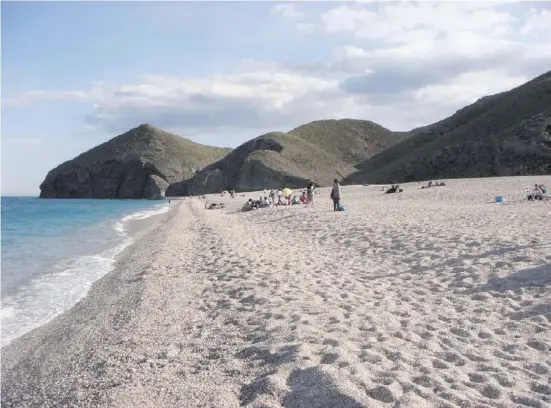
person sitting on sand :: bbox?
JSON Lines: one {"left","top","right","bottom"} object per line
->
{"left": 242, "top": 199, "right": 253, "bottom": 211}
{"left": 260, "top": 196, "right": 270, "bottom": 208}
{"left": 300, "top": 192, "right": 307, "bottom": 204}
{"left": 538, "top": 184, "right": 548, "bottom": 194}
{"left": 527, "top": 185, "right": 544, "bottom": 201}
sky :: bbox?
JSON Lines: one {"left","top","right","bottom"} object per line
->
{"left": 1, "top": 1, "right": 550, "bottom": 196}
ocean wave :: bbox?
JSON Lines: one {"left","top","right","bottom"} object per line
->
{"left": 0, "top": 237, "right": 132, "bottom": 347}
{"left": 1, "top": 203, "right": 170, "bottom": 347}
{"left": 113, "top": 204, "right": 170, "bottom": 234}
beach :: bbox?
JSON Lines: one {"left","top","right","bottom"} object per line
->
{"left": 2, "top": 176, "right": 550, "bottom": 408}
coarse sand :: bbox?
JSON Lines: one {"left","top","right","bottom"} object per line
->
{"left": 2, "top": 176, "right": 550, "bottom": 408}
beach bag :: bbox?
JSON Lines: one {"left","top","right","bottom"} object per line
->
{"left": 338, "top": 204, "right": 345, "bottom": 211}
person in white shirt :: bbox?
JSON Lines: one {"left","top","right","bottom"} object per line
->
{"left": 277, "top": 189, "right": 284, "bottom": 205}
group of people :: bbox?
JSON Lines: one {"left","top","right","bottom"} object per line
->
{"left": 241, "top": 179, "right": 343, "bottom": 212}
{"left": 420, "top": 180, "right": 446, "bottom": 189}
{"left": 527, "top": 183, "right": 548, "bottom": 201}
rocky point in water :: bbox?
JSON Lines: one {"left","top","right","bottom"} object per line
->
{"left": 39, "top": 124, "right": 231, "bottom": 199}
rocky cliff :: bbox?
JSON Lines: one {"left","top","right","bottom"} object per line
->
{"left": 39, "top": 124, "right": 231, "bottom": 199}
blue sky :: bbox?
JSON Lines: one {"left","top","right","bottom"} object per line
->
{"left": 2, "top": 1, "right": 550, "bottom": 196}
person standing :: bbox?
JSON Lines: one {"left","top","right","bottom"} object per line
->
{"left": 277, "top": 189, "right": 284, "bottom": 205}
{"left": 306, "top": 180, "right": 315, "bottom": 207}
{"left": 330, "top": 179, "right": 341, "bottom": 211}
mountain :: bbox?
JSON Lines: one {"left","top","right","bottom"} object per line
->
{"left": 39, "top": 124, "right": 231, "bottom": 199}
{"left": 344, "top": 70, "right": 551, "bottom": 185}
{"left": 166, "top": 119, "right": 409, "bottom": 196}
{"left": 166, "top": 132, "right": 357, "bottom": 196}
{"left": 288, "top": 119, "right": 409, "bottom": 166}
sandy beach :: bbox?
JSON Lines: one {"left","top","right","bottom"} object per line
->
{"left": 2, "top": 176, "right": 550, "bottom": 408}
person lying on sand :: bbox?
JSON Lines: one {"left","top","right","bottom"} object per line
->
{"left": 385, "top": 185, "right": 403, "bottom": 194}
{"left": 205, "top": 202, "right": 225, "bottom": 210}
{"left": 421, "top": 181, "right": 446, "bottom": 189}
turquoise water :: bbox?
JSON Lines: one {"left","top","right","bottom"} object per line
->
{"left": 1, "top": 197, "right": 170, "bottom": 346}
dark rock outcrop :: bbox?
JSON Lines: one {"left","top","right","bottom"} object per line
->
{"left": 343, "top": 70, "right": 551, "bottom": 185}
{"left": 39, "top": 124, "right": 230, "bottom": 199}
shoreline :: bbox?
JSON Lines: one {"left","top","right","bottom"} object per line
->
{"left": 2, "top": 178, "right": 550, "bottom": 408}
{"left": 1, "top": 200, "right": 174, "bottom": 348}
{"left": 1, "top": 200, "right": 182, "bottom": 406}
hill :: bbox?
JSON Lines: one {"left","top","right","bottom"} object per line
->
{"left": 288, "top": 119, "right": 409, "bottom": 166}
{"left": 166, "top": 132, "right": 357, "bottom": 196}
{"left": 166, "top": 119, "right": 410, "bottom": 196}
{"left": 344, "top": 70, "right": 551, "bottom": 184}
{"left": 39, "top": 124, "right": 231, "bottom": 199}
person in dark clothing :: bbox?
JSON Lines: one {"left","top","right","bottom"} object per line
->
{"left": 330, "top": 179, "right": 341, "bottom": 211}
{"left": 306, "top": 180, "right": 315, "bottom": 207}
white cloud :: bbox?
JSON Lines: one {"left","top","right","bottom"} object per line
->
{"left": 296, "top": 22, "right": 315, "bottom": 34}
{"left": 414, "top": 69, "right": 528, "bottom": 106}
{"left": 4, "top": 2, "right": 550, "bottom": 138}
{"left": 321, "top": 2, "right": 517, "bottom": 41}
{"left": 270, "top": 3, "right": 302, "bottom": 19}
{"left": 521, "top": 8, "right": 551, "bottom": 35}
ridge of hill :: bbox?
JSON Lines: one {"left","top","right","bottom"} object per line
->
{"left": 344, "top": 70, "right": 551, "bottom": 184}
{"left": 288, "top": 119, "right": 409, "bottom": 166}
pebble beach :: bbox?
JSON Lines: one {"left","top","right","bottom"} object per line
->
{"left": 2, "top": 176, "right": 550, "bottom": 408}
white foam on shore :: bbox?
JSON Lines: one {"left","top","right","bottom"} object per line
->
{"left": 1, "top": 203, "right": 170, "bottom": 347}
{"left": 113, "top": 204, "right": 170, "bottom": 234}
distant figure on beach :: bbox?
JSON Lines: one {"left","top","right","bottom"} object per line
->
{"left": 385, "top": 185, "right": 403, "bottom": 194}
{"left": 168, "top": 199, "right": 171, "bottom": 206}
{"left": 277, "top": 189, "right": 284, "bottom": 206}
{"left": 527, "top": 184, "right": 544, "bottom": 201}
{"left": 330, "top": 179, "right": 341, "bottom": 211}
{"left": 242, "top": 199, "right": 254, "bottom": 211}
{"left": 306, "top": 180, "right": 315, "bottom": 207}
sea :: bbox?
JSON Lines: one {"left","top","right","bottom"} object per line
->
{"left": 1, "top": 197, "right": 171, "bottom": 347}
